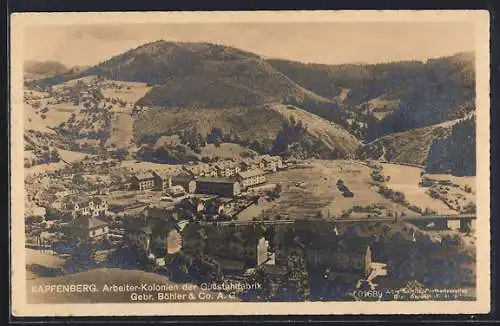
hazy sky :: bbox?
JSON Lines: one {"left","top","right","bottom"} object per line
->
{"left": 23, "top": 22, "right": 475, "bottom": 67}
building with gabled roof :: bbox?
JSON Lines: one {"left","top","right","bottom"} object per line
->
{"left": 171, "top": 173, "right": 196, "bottom": 193}
{"left": 236, "top": 169, "right": 266, "bottom": 189}
{"left": 152, "top": 171, "right": 173, "bottom": 192}
{"left": 131, "top": 172, "right": 155, "bottom": 190}
{"left": 69, "top": 216, "right": 110, "bottom": 240}
{"left": 195, "top": 177, "right": 241, "bottom": 197}
{"left": 181, "top": 224, "right": 270, "bottom": 269}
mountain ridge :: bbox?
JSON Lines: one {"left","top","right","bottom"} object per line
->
{"left": 25, "top": 41, "right": 476, "bottom": 174}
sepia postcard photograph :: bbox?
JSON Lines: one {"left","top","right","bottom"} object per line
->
{"left": 10, "top": 10, "right": 491, "bottom": 317}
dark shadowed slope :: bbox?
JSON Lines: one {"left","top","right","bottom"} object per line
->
{"left": 267, "top": 52, "right": 475, "bottom": 139}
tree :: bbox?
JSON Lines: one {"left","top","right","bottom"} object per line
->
{"left": 50, "top": 149, "right": 60, "bottom": 162}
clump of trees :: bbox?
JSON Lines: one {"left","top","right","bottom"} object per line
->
{"left": 370, "top": 166, "right": 386, "bottom": 182}
{"left": 378, "top": 185, "right": 406, "bottom": 203}
{"left": 180, "top": 128, "right": 206, "bottom": 153}
{"left": 336, "top": 179, "right": 354, "bottom": 197}
{"left": 24, "top": 148, "right": 61, "bottom": 168}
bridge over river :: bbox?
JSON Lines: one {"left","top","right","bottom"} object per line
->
{"left": 204, "top": 214, "right": 476, "bottom": 232}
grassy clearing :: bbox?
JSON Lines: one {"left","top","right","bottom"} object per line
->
{"left": 58, "top": 149, "right": 92, "bottom": 163}
{"left": 119, "top": 160, "right": 181, "bottom": 174}
{"left": 381, "top": 163, "right": 459, "bottom": 214}
{"left": 264, "top": 160, "right": 412, "bottom": 219}
{"left": 200, "top": 143, "right": 257, "bottom": 159}
{"left": 101, "top": 80, "right": 152, "bottom": 104}
{"left": 25, "top": 248, "right": 66, "bottom": 280}
{"left": 24, "top": 103, "right": 56, "bottom": 134}
{"left": 424, "top": 174, "right": 476, "bottom": 193}
{"left": 107, "top": 111, "right": 135, "bottom": 149}
{"left": 24, "top": 161, "right": 67, "bottom": 176}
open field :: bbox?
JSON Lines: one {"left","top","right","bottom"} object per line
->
{"left": 58, "top": 149, "right": 92, "bottom": 163}
{"left": 119, "top": 160, "right": 182, "bottom": 174}
{"left": 107, "top": 111, "right": 135, "bottom": 149}
{"left": 264, "top": 160, "right": 414, "bottom": 219}
{"left": 381, "top": 163, "right": 457, "bottom": 214}
{"left": 24, "top": 161, "right": 67, "bottom": 176}
{"left": 25, "top": 248, "right": 66, "bottom": 280}
{"left": 424, "top": 173, "right": 476, "bottom": 193}
{"left": 24, "top": 103, "right": 57, "bottom": 133}
{"left": 200, "top": 143, "right": 257, "bottom": 160}
{"left": 270, "top": 104, "right": 361, "bottom": 152}
{"left": 100, "top": 80, "right": 151, "bottom": 105}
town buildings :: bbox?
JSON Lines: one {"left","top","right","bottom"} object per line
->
{"left": 260, "top": 155, "right": 283, "bottom": 172}
{"left": 131, "top": 172, "right": 155, "bottom": 190}
{"left": 171, "top": 174, "right": 196, "bottom": 193}
{"left": 152, "top": 171, "right": 172, "bottom": 192}
{"left": 195, "top": 177, "right": 241, "bottom": 197}
{"left": 69, "top": 215, "right": 110, "bottom": 240}
{"left": 182, "top": 224, "right": 271, "bottom": 271}
{"left": 215, "top": 161, "right": 241, "bottom": 177}
{"left": 236, "top": 169, "right": 266, "bottom": 189}
{"left": 273, "top": 224, "right": 374, "bottom": 279}
{"left": 62, "top": 195, "right": 108, "bottom": 219}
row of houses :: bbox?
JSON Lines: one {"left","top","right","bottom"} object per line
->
{"left": 130, "top": 168, "right": 268, "bottom": 197}
{"left": 273, "top": 225, "right": 373, "bottom": 279}
{"left": 124, "top": 215, "right": 373, "bottom": 280}
{"left": 61, "top": 194, "right": 109, "bottom": 219}
{"left": 182, "top": 155, "right": 283, "bottom": 178}
{"left": 125, "top": 217, "right": 272, "bottom": 272}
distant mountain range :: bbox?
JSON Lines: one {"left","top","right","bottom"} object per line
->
{"left": 24, "top": 60, "right": 69, "bottom": 79}
{"left": 26, "top": 41, "right": 476, "bottom": 175}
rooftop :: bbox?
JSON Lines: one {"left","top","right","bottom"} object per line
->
{"left": 196, "top": 177, "right": 239, "bottom": 185}
{"left": 153, "top": 171, "right": 173, "bottom": 180}
{"left": 237, "top": 169, "right": 265, "bottom": 179}
{"left": 133, "top": 172, "right": 155, "bottom": 181}
{"left": 73, "top": 216, "right": 109, "bottom": 229}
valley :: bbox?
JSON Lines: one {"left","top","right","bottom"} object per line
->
{"left": 20, "top": 39, "right": 479, "bottom": 305}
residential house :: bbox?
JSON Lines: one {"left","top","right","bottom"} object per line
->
{"left": 177, "top": 197, "right": 206, "bottom": 214}
{"left": 183, "top": 163, "right": 211, "bottom": 177}
{"left": 131, "top": 172, "right": 155, "bottom": 190}
{"left": 171, "top": 173, "right": 196, "bottom": 193}
{"left": 215, "top": 161, "right": 241, "bottom": 177}
{"left": 62, "top": 195, "right": 93, "bottom": 218}
{"left": 127, "top": 225, "right": 153, "bottom": 251}
{"left": 236, "top": 169, "right": 267, "bottom": 189}
{"left": 127, "top": 214, "right": 187, "bottom": 257}
{"left": 152, "top": 171, "right": 172, "bottom": 192}
{"left": 181, "top": 224, "right": 208, "bottom": 256}
{"left": 91, "top": 197, "right": 108, "bottom": 217}
{"left": 239, "top": 158, "right": 259, "bottom": 172}
{"left": 195, "top": 177, "right": 241, "bottom": 197}
{"left": 261, "top": 155, "right": 283, "bottom": 172}
{"left": 182, "top": 224, "right": 270, "bottom": 270}
{"left": 61, "top": 195, "right": 108, "bottom": 218}
{"left": 204, "top": 198, "right": 229, "bottom": 215}
{"left": 303, "top": 237, "right": 373, "bottom": 278}
{"left": 150, "top": 220, "right": 184, "bottom": 257}
{"left": 69, "top": 215, "right": 110, "bottom": 240}
{"left": 167, "top": 185, "right": 186, "bottom": 197}
{"left": 144, "top": 205, "right": 179, "bottom": 222}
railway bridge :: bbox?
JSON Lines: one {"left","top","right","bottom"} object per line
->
{"left": 204, "top": 214, "right": 476, "bottom": 233}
